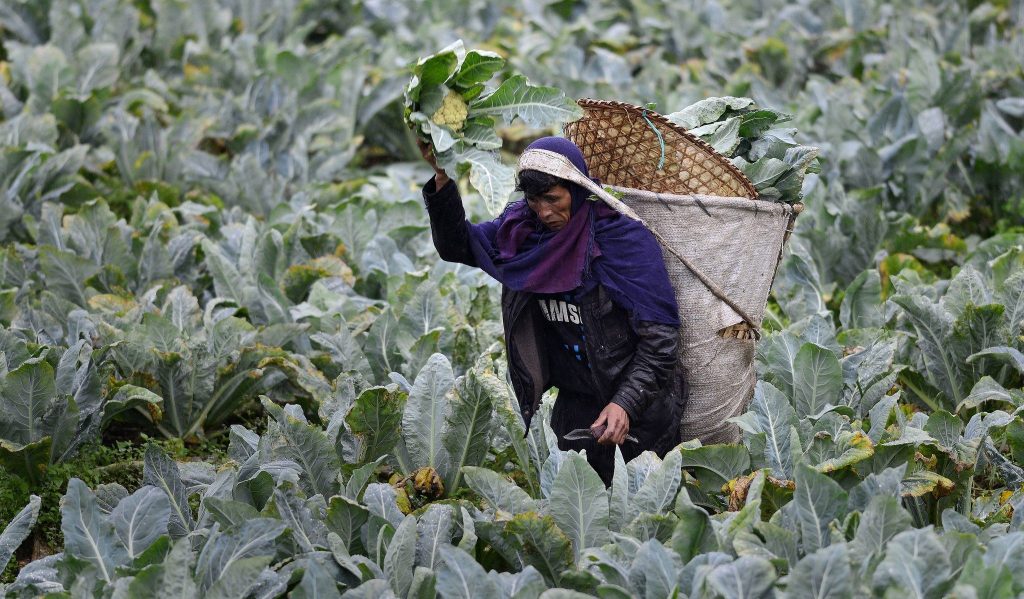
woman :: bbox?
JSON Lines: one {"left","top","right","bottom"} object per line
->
{"left": 420, "top": 136, "right": 685, "bottom": 484}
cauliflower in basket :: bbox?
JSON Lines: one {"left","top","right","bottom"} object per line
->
{"left": 431, "top": 89, "right": 469, "bottom": 132}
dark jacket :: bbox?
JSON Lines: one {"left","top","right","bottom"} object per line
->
{"left": 422, "top": 177, "right": 686, "bottom": 461}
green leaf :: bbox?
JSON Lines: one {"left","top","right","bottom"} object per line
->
{"left": 443, "top": 367, "right": 499, "bottom": 491}
{"left": 206, "top": 556, "right": 274, "bottom": 599}
{"left": 268, "top": 484, "right": 328, "bottom": 552}
{"left": 871, "top": 527, "right": 952, "bottom": 599}
{"left": 0, "top": 495, "right": 40, "bottom": 571}
{"left": 924, "top": 410, "right": 963, "bottom": 451}
{"left": 110, "top": 486, "right": 171, "bottom": 560}
{"left": 733, "top": 156, "right": 789, "bottom": 189}
{"left": 671, "top": 501, "right": 719, "bottom": 562}
{"left": 956, "top": 553, "right": 1014, "bottom": 599}
{"left": 632, "top": 539, "right": 681, "bottom": 599}
{"left": 749, "top": 381, "right": 797, "bottom": 479}
{"left": 631, "top": 448, "right": 682, "bottom": 519}
{"left": 438, "top": 145, "right": 517, "bottom": 216}
{"left": 757, "top": 331, "right": 802, "bottom": 397}
{"left": 968, "top": 346, "right": 1024, "bottom": 376}
{"left": 454, "top": 50, "right": 505, "bottom": 87}
{"left": 436, "top": 544, "right": 500, "bottom": 599}
{"left": 347, "top": 386, "right": 407, "bottom": 463}
{"left": 679, "top": 444, "right": 751, "bottom": 491}
{"left": 793, "top": 343, "right": 843, "bottom": 418}
{"left": 706, "top": 555, "right": 777, "bottom": 599}
{"left": 851, "top": 495, "right": 911, "bottom": 561}
{"left": 0, "top": 360, "right": 57, "bottom": 446}
{"left": 195, "top": 518, "right": 286, "bottom": 594}
{"left": 62, "top": 478, "right": 127, "bottom": 583}
{"left": 292, "top": 559, "right": 342, "bottom": 599}
{"left": 840, "top": 270, "right": 884, "bottom": 330}
{"left": 325, "top": 495, "right": 369, "bottom": 554}
{"left": 202, "top": 498, "right": 260, "bottom": 530}
{"left": 706, "top": 116, "right": 742, "bottom": 156}
{"left": 385, "top": 516, "right": 417, "bottom": 597}
{"left": 739, "top": 109, "right": 787, "bottom": 138}
{"left": 103, "top": 384, "right": 163, "bottom": 426}
{"left": 786, "top": 544, "right": 853, "bottom": 599}
{"left": 811, "top": 431, "right": 875, "bottom": 473}
{"left": 143, "top": 445, "right": 194, "bottom": 539}
{"left": 403, "top": 353, "right": 454, "bottom": 476}
{"left": 891, "top": 295, "right": 962, "bottom": 406}
{"left": 414, "top": 43, "right": 462, "bottom": 90}
{"left": 362, "top": 483, "right": 405, "bottom": 528}
{"left": 549, "top": 452, "right": 609, "bottom": 561}
{"left": 505, "top": 513, "right": 574, "bottom": 586}
{"left": 958, "top": 377, "right": 1024, "bottom": 412}
{"left": 462, "top": 466, "right": 537, "bottom": 515}
{"left": 415, "top": 504, "right": 453, "bottom": 570}
{"left": 263, "top": 400, "right": 341, "bottom": 499}
{"left": 794, "top": 463, "right": 847, "bottom": 554}
{"left": 469, "top": 74, "right": 582, "bottom": 127}
{"left": 665, "top": 96, "right": 756, "bottom": 130}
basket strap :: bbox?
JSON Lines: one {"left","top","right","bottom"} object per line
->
{"left": 518, "top": 149, "right": 763, "bottom": 337}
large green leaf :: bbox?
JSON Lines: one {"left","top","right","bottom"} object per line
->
{"left": 110, "top": 485, "right": 170, "bottom": 560}
{"left": 462, "top": 466, "right": 537, "bottom": 515}
{"left": 292, "top": 558, "right": 342, "bottom": 599}
{"left": 851, "top": 495, "right": 912, "bottom": 564}
{"left": 631, "top": 539, "right": 681, "bottom": 599}
{"left": 61, "top": 478, "right": 127, "bottom": 583}
{"left": 268, "top": 484, "right": 328, "bottom": 552}
{"left": 871, "top": 527, "right": 952, "bottom": 599}
{"left": 505, "top": 513, "right": 574, "bottom": 586}
{"left": 436, "top": 544, "right": 500, "bottom": 599}
{"left": 0, "top": 359, "right": 57, "bottom": 446}
{"left": 442, "top": 367, "right": 499, "bottom": 491}
{"left": 385, "top": 515, "right": 417, "bottom": 597}
{"left": 891, "top": 295, "right": 963, "bottom": 405}
{"left": 786, "top": 544, "right": 853, "bottom": 599}
{"left": 0, "top": 495, "right": 40, "bottom": 571}
{"left": 194, "top": 518, "right": 286, "bottom": 594}
{"left": 415, "top": 504, "right": 453, "bottom": 570}
{"left": 347, "top": 386, "right": 407, "bottom": 463}
{"left": 262, "top": 400, "right": 341, "bottom": 499}
{"left": 679, "top": 444, "right": 751, "bottom": 492}
{"left": 143, "top": 445, "right": 195, "bottom": 539}
{"left": 794, "top": 463, "right": 847, "bottom": 554}
{"left": 793, "top": 342, "right": 843, "bottom": 418}
{"left": 840, "top": 270, "right": 885, "bottom": 330}
{"left": 548, "top": 452, "right": 609, "bottom": 561}
{"left": 454, "top": 50, "right": 505, "bottom": 87}
{"left": 403, "top": 353, "right": 454, "bottom": 476}
{"left": 468, "top": 74, "right": 581, "bottom": 127}
{"left": 706, "top": 555, "right": 777, "bottom": 599}
{"left": 749, "top": 381, "right": 797, "bottom": 479}
{"left": 630, "top": 448, "right": 682, "bottom": 520}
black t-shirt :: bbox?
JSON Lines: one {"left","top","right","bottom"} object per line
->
{"left": 536, "top": 292, "right": 595, "bottom": 395}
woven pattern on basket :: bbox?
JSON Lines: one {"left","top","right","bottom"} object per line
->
{"left": 564, "top": 99, "right": 757, "bottom": 199}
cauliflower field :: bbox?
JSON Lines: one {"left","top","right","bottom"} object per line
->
{"left": 0, "top": 1, "right": 1023, "bottom": 598}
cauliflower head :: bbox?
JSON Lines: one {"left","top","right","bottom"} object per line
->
{"left": 431, "top": 89, "right": 469, "bottom": 132}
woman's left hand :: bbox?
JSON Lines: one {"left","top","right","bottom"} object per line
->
{"left": 592, "top": 403, "right": 630, "bottom": 445}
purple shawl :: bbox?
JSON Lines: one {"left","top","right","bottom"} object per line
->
{"left": 467, "top": 137, "right": 679, "bottom": 327}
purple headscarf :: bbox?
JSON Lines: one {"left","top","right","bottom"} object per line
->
{"left": 467, "top": 137, "right": 679, "bottom": 327}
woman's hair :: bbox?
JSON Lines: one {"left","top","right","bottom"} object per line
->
{"left": 516, "top": 169, "right": 569, "bottom": 198}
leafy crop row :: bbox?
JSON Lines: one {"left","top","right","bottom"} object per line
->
{"left": 0, "top": 0, "right": 1021, "bottom": 597}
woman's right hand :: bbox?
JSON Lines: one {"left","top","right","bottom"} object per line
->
{"left": 417, "top": 139, "right": 450, "bottom": 188}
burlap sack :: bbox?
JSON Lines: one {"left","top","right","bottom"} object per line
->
{"left": 518, "top": 149, "right": 794, "bottom": 445}
{"left": 612, "top": 187, "right": 793, "bottom": 444}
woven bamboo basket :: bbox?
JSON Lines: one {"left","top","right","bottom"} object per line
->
{"left": 560, "top": 99, "right": 802, "bottom": 444}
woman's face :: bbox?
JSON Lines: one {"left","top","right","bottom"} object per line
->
{"left": 526, "top": 184, "right": 573, "bottom": 231}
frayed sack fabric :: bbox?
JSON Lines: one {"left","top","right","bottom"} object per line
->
{"left": 516, "top": 101, "right": 799, "bottom": 444}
